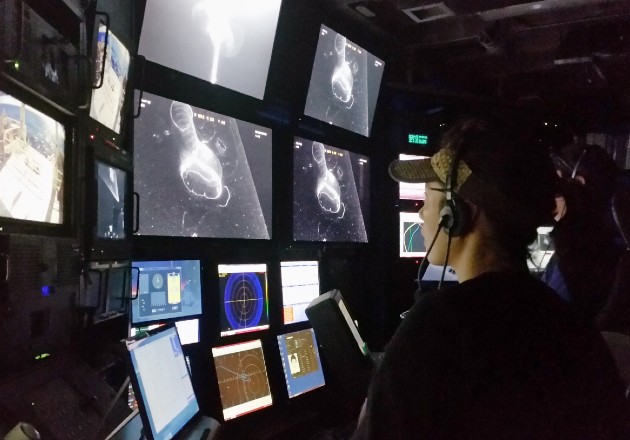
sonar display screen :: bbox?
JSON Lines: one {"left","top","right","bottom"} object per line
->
{"left": 277, "top": 328, "right": 325, "bottom": 398}
{"left": 304, "top": 24, "right": 385, "bottom": 137}
{"left": 0, "top": 91, "right": 65, "bottom": 225}
{"left": 293, "top": 137, "right": 369, "bottom": 243}
{"left": 89, "top": 24, "right": 130, "bottom": 134}
{"left": 134, "top": 92, "right": 272, "bottom": 239}
{"left": 212, "top": 339, "right": 273, "bottom": 420}
{"left": 131, "top": 260, "right": 203, "bottom": 324}
{"left": 138, "top": 0, "right": 282, "bottom": 100}
{"left": 218, "top": 263, "right": 269, "bottom": 337}
{"left": 96, "top": 161, "right": 127, "bottom": 240}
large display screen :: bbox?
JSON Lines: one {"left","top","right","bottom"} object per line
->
{"left": 89, "top": 24, "right": 130, "bottom": 134}
{"left": 304, "top": 24, "right": 385, "bottom": 137}
{"left": 0, "top": 91, "right": 65, "bottom": 225}
{"left": 134, "top": 92, "right": 272, "bottom": 238}
{"left": 131, "top": 260, "right": 203, "bottom": 324}
{"left": 281, "top": 260, "right": 320, "bottom": 324}
{"left": 212, "top": 339, "right": 273, "bottom": 420}
{"left": 400, "top": 212, "right": 425, "bottom": 258}
{"left": 218, "top": 263, "right": 269, "bottom": 337}
{"left": 293, "top": 137, "right": 369, "bottom": 243}
{"left": 398, "top": 154, "right": 428, "bottom": 201}
{"left": 96, "top": 160, "right": 127, "bottom": 240}
{"left": 127, "top": 326, "right": 200, "bottom": 440}
{"left": 138, "top": 0, "right": 282, "bottom": 100}
{"left": 277, "top": 328, "right": 325, "bottom": 398}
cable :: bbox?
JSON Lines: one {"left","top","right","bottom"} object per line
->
{"left": 400, "top": 218, "right": 447, "bottom": 319}
{"left": 438, "top": 233, "right": 453, "bottom": 290}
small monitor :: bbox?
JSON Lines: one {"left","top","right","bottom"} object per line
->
{"left": 138, "top": 0, "right": 282, "bottom": 100}
{"left": 218, "top": 264, "right": 269, "bottom": 337}
{"left": 293, "top": 137, "right": 370, "bottom": 243}
{"left": 134, "top": 91, "right": 272, "bottom": 239}
{"left": 0, "top": 90, "right": 66, "bottom": 226}
{"left": 398, "top": 154, "right": 428, "bottom": 200}
{"left": 400, "top": 212, "right": 426, "bottom": 258}
{"left": 126, "top": 325, "right": 200, "bottom": 440}
{"left": 304, "top": 24, "right": 385, "bottom": 137}
{"left": 277, "top": 328, "right": 326, "bottom": 398}
{"left": 130, "top": 318, "right": 200, "bottom": 346}
{"left": 212, "top": 339, "right": 273, "bottom": 420}
{"left": 528, "top": 226, "right": 555, "bottom": 272}
{"left": 95, "top": 160, "right": 127, "bottom": 240}
{"left": 281, "top": 260, "right": 320, "bottom": 325}
{"left": 89, "top": 23, "right": 131, "bottom": 135}
{"left": 131, "top": 260, "right": 203, "bottom": 324}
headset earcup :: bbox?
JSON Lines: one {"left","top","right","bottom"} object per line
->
{"left": 440, "top": 198, "right": 472, "bottom": 237}
{"left": 439, "top": 203, "right": 456, "bottom": 234}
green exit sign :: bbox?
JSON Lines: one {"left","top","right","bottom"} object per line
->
{"left": 408, "top": 134, "right": 428, "bottom": 145}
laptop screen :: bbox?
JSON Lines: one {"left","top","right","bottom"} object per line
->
{"left": 127, "top": 325, "right": 199, "bottom": 440}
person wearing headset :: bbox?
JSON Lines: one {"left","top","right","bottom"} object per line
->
{"left": 544, "top": 143, "right": 622, "bottom": 321}
{"left": 351, "top": 114, "right": 629, "bottom": 440}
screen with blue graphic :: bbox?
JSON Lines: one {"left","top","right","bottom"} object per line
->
{"left": 218, "top": 264, "right": 269, "bottom": 337}
{"left": 131, "top": 260, "right": 203, "bottom": 324}
{"left": 277, "top": 328, "right": 326, "bottom": 398}
{"left": 399, "top": 212, "right": 426, "bottom": 258}
{"left": 127, "top": 325, "right": 200, "bottom": 440}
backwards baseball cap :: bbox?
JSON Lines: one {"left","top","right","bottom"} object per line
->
{"left": 389, "top": 115, "right": 557, "bottom": 231}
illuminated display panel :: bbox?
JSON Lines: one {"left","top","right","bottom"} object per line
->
{"left": 89, "top": 24, "right": 130, "bottom": 135}
{"left": 399, "top": 212, "right": 426, "bottom": 258}
{"left": 127, "top": 326, "right": 200, "bottom": 440}
{"left": 138, "top": 0, "right": 282, "bottom": 100}
{"left": 95, "top": 160, "right": 127, "bottom": 240}
{"left": 293, "top": 136, "right": 369, "bottom": 243}
{"left": 131, "top": 260, "right": 203, "bottom": 324}
{"left": 398, "top": 154, "right": 428, "bottom": 201}
{"left": 218, "top": 264, "right": 269, "bottom": 337}
{"left": 0, "top": 90, "right": 65, "bottom": 226}
{"left": 304, "top": 24, "right": 385, "bottom": 137}
{"left": 281, "top": 260, "right": 320, "bottom": 324}
{"left": 134, "top": 91, "right": 272, "bottom": 239}
{"left": 130, "top": 318, "right": 200, "bottom": 345}
{"left": 528, "top": 226, "right": 555, "bottom": 272}
{"left": 277, "top": 328, "right": 325, "bottom": 398}
{"left": 212, "top": 339, "right": 273, "bottom": 420}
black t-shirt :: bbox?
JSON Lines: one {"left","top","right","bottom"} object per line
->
{"left": 352, "top": 271, "right": 629, "bottom": 440}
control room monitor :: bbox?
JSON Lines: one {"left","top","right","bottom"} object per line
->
{"left": 130, "top": 260, "right": 203, "bottom": 325}
{"left": 126, "top": 325, "right": 200, "bottom": 440}
{"left": 0, "top": 90, "right": 66, "bottom": 227}
{"left": 218, "top": 263, "right": 270, "bottom": 337}
{"left": 281, "top": 260, "right": 320, "bottom": 325}
{"left": 277, "top": 328, "right": 326, "bottom": 398}
{"left": 293, "top": 137, "right": 369, "bottom": 243}
{"left": 212, "top": 339, "right": 273, "bottom": 420}
{"left": 138, "top": 0, "right": 282, "bottom": 100}
{"left": 134, "top": 91, "right": 272, "bottom": 239}
{"left": 304, "top": 24, "right": 385, "bottom": 137}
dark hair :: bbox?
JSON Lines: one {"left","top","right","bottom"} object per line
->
{"left": 442, "top": 113, "right": 558, "bottom": 262}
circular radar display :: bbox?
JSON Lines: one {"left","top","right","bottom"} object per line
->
{"left": 237, "top": 352, "right": 269, "bottom": 400}
{"left": 224, "top": 273, "right": 264, "bottom": 329}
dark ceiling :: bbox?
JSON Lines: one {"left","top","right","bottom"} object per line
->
{"left": 318, "top": 0, "right": 630, "bottom": 127}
